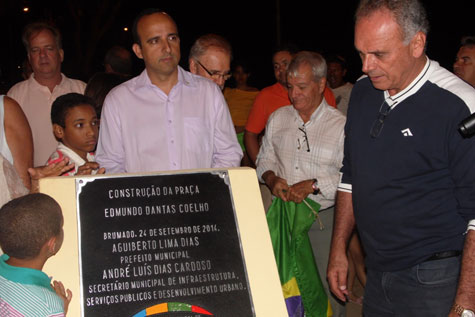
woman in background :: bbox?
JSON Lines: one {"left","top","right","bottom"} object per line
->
{"left": 223, "top": 61, "right": 259, "bottom": 166}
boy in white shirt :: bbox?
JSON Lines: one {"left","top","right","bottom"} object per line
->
{"left": 47, "top": 93, "right": 104, "bottom": 176}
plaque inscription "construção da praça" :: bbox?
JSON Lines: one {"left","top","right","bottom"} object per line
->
{"left": 76, "top": 171, "right": 254, "bottom": 317}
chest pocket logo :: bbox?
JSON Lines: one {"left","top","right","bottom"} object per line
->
{"left": 401, "top": 128, "right": 413, "bottom": 137}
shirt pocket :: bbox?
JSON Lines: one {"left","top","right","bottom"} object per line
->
{"left": 183, "top": 117, "right": 211, "bottom": 167}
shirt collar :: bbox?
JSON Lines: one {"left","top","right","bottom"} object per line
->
{"left": 292, "top": 98, "right": 329, "bottom": 125}
{"left": 0, "top": 254, "right": 53, "bottom": 290}
{"left": 135, "top": 66, "right": 195, "bottom": 91}
{"left": 58, "top": 142, "right": 89, "bottom": 165}
{"left": 383, "top": 57, "right": 431, "bottom": 108}
{"left": 29, "top": 73, "right": 66, "bottom": 90}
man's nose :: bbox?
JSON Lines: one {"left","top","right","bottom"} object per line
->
{"left": 85, "top": 125, "right": 95, "bottom": 136}
{"left": 215, "top": 76, "right": 225, "bottom": 89}
{"left": 289, "top": 88, "right": 298, "bottom": 100}
{"left": 163, "top": 39, "right": 172, "bottom": 53}
{"left": 362, "top": 55, "right": 375, "bottom": 74}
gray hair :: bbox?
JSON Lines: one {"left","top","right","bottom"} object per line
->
{"left": 287, "top": 51, "right": 327, "bottom": 82}
{"left": 189, "top": 33, "right": 232, "bottom": 61}
{"left": 22, "top": 22, "right": 62, "bottom": 51}
{"left": 355, "top": 0, "right": 429, "bottom": 44}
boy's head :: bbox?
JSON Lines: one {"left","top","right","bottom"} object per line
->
{"left": 0, "top": 193, "right": 64, "bottom": 259}
{"left": 51, "top": 93, "right": 99, "bottom": 160}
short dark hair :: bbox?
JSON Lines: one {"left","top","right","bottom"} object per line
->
{"left": 232, "top": 59, "right": 252, "bottom": 74}
{"left": 22, "top": 22, "right": 62, "bottom": 51}
{"left": 272, "top": 43, "right": 299, "bottom": 60}
{"left": 132, "top": 8, "right": 169, "bottom": 46}
{"left": 461, "top": 36, "right": 475, "bottom": 48}
{"left": 326, "top": 54, "right": 348, "bottom": 70}
{"left": 0, "top": 193, "right": 62, "bottom": 259}
{"left": 104, "top": 46, "right": 133, "bottom": 75}
{"left": 51, "top": 93, "right": 96, "bottom": 128}
{"left": 85, "top": 72, "right": 127, "bottom": 119}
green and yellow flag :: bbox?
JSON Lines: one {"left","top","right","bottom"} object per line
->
{"left": 267, "top": 198, "right": 332, "bottom": 317}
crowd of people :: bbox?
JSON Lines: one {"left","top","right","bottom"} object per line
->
{"left": 1, "top": 0, "right": 475, "bottom": 316}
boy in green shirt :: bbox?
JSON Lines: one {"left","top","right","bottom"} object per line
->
{"left": 0, "top": 193, "right": 72, "bottom": 316}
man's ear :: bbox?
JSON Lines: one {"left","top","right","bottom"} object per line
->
{"left": 319, "top": 77, "right": 327, "bottom": 94}
{"left": 46, "top": 236, "right": 57, "bottom": 256}
{"left": 53, "top": 124, "right": 64, "bottom": 140}
{"left": 132, "top": 43, "right": 144, "bottom": 60}
{"left": 189, "top": 58, "right": 198, "bottom": 74}
{"left": 105, "top": 64, "right": 113, "bottom": 73}
{"left": 59, "top": 49, "right": 64, "bottom": 63}
{"left": 411, "top": 31, "right": 426, "bottom": 58}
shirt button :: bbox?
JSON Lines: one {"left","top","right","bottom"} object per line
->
{"left": 295, "top": 167, "right": 299, "bottom": 170}
{"left": 168, "top": 120, "right": 172, "bottom": 124}
{"left": 171, "top": 140, "right": 174, "bottom": 144}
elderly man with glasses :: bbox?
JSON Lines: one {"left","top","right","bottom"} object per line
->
{"left": 189, "top": 34, "right": 232, "bottom": 90}
{"left": 256, "top": 51, "right": 347, "bottom": 317}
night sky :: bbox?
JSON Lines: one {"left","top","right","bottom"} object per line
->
{"left": 0, "top": 0, "right": 473, "bottom": 92}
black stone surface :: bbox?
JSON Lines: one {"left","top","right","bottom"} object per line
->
{"left": 76, "top": 171, "right": 254, "bottom": 316}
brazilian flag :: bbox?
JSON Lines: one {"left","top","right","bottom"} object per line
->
{"left": 267, "top": 198, "right": 332, "bottom": 317}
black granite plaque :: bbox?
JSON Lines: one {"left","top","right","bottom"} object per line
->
{"left": 76, "top": 171, "right": 254, "bottom": 317}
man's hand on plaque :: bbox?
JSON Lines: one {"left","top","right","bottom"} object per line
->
{"left": 28, "top": 158, "right": 75, "bottom": 192}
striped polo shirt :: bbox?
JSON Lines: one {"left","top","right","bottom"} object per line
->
{"left": 0, "top": 254, "right": 64, "bottom": 316}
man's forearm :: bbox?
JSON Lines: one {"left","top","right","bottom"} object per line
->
{"left": 327, "top": 190, "right": 356, "bottom": 301}
{"left": 262, "top": 170, "right": 276, "bottom": 188}
{"left": 331, "top": 190, "right": 356, "bottom": 251}
{"left": 452, "top": 230, "right": 475, "bottom": 312}
{"left": 244, "top": 130, "right": 260, "bottom": 165}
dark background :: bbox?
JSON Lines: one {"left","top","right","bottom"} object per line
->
{"left": 0, "top": 0, "right": 473, "bottom": 93}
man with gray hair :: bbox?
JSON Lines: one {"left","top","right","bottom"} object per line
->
{"left": 454, "top": 36, "right": 475, "bottom": 88}
{"left": 188, "top": 34, "right": 232, "bottom": 90}
{"left": 257, "top": 51, "right": 346, "bottom": 316}
{"left": 328, "top": 0, "right": 475, "bottom": 315}
{"left": 8, "top": 22, "right": 86, "bottom": 166}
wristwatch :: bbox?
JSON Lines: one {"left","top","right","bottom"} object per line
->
{"left": 311, "top": 178, "right": 319, "bottom": 195}
{"left": 454, "top": 304, "right": 475, "bottom": 317}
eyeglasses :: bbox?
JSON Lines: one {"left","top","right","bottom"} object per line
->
{"left": 298, "top": 125, "right": 310, "bottom": 152}
{"left": 195, "top": 59, "right": 232, "bottom": 81}
{"left": 370, "top": 99, "right": 395, "bottom": 138}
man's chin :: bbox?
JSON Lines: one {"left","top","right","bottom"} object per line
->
{"left": 369, "top": 78, "right": 389, "bottom": 91}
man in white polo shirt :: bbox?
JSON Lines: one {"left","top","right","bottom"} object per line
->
{"left": 8, "top": 22, "right": 85, "bottom": 166}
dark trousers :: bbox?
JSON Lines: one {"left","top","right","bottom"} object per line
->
{"left": 363, "top": 255, "right": 460, "bottom": 316}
